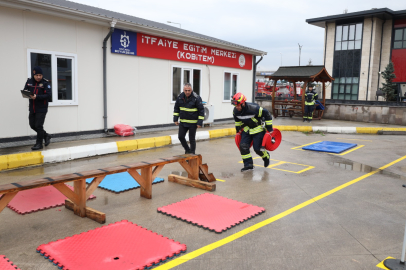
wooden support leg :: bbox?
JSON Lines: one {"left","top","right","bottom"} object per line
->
{"left": 86, "top": 176, "right": 105, "bottom": 200}
{"left": 152, "top": 165, "right": 165, "bottom": 179}
{"left": 65, "top": 199, "right": 106, "bottom": 224}
{"left": 187, "top": 157, "right": 201, "bottom": 180}
{"left": 141, "top": 167, "right": 152, "bottom": 199}
{"left": 74, "top": 179, "right": 87, "bottom": 217}
{"left": 0, "top": 192, "right": 18, "bottom": 213}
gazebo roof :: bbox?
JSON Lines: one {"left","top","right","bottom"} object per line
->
{"left": 267, "top": 66, "right": 334, "bottom": 82}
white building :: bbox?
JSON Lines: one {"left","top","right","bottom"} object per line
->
{"left": 0, "top": 0, "right": 266, "bottom": 143}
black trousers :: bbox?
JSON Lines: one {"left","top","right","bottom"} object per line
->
{"left": 29, "top": 112, "right": 48, "bottom": 144}
{"left": 178, "top": 124, "right": 197, "bottom": 154}
{"left": 304, "top": 105, "right": 315, "bottom": 120}
{"left": 240, "top": 130, "right": 269, "bottom": 167}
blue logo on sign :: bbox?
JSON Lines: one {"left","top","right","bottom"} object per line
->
{"left": 111, "top": 29, "right": 137, "bottom": 55}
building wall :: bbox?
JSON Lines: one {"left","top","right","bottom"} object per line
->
{"left": 367, "top": 17, "right": 385, "bottom": 101}
{"left": 324, "top": 22, "right": 335, "bottom": 99}
{"left": 0, "top": 6, "right": 253, "bottom": 139}
{"left": 359, "top": 17, "right": 373, "bottom": 101}
{"left": 378, "top": 19, "right": 393, "bottom": 91}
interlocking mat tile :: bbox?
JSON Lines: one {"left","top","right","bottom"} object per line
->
{"left": 0, "top": 185, "right": 95, "bottom": 215}
{"left": 37, "top": 220, "right": 186, "bottom": 270}
{"left": 157, "top": 193, "right": 265, "bottom": 233}
{"left": 302, "top": 141, "right": 357, "bottom": 153}
{"left": 86, "top": 172, "right": 164, "bottom": 193}
{"left": 0, "top": 255, "right": 21, "bottom": 270}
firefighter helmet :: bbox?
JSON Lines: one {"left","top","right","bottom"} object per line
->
{"left": 231, "top": 92, "right": 247, "bottom": 106}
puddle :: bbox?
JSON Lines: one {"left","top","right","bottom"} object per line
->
{"left": 219, "top": 172, "right": 235, "bottom": 179}
{"left": 242, "top": 170, "right": 270, "bottom": 182}
{"left": 329, "top": 161, "right": 406, "bottom": 180}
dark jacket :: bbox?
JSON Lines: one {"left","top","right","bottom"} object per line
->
{"left": 23, "top": 78, "right": 52, "bottom": 113}
{"left": 173, "top": 92, "right": 204, "bottom": 127}
{"left": 305, "top": 90, "right": 318, "bottom": 106}
{"left": 233, "top": 102, "right": 273, "bottom": 134}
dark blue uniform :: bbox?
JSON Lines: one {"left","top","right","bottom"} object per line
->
{"left": 233, "top": 102, "right": 273, "bottom": 168}
{"left": 173, "top": 91, "right": 204, "bottom": 154}
{"left": 23, "top": 77, "right": 52, "bottom": 146}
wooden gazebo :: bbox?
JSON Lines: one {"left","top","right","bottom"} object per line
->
{"left": 266, "top": 66, "right": 334, "bottom": 119}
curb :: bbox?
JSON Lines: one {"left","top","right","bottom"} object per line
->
{"left": 0, "top": 126, "right": 405, "bottom": 171}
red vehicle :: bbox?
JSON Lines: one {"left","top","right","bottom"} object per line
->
{"left": 255, "top": 81, "right": 280, "bottom": 97}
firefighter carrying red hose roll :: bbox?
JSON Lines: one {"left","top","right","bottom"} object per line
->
{"left": 232, "top": 93, "right": 281, "bottom": 172}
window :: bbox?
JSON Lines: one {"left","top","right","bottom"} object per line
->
{"left": 335, "top": 23, "right": 363, "bottom": 51}
{"left": 223, "top": 72, "right": 239, "bottom": 101}
{"left": 331, "top": 77, "right": 359, "bottom": 100}
{"left": 171, "top": 66, "right": 201, "bottom": 102}
{"left": 393, "top": 28, "right": 406, "bottom": 49}
{"left": 28, "top": 49, "right": 77, "bottom": 106}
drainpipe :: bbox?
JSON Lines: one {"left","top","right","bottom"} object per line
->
{"left": 366, "top": 17, "right": 374, "bottom": 101}
{"left": 103, "top": 19, "right": 117, "bottom": 133}
{"left": 324, "top": 21, "right": 328, "bottom": 66}
{"left": 252, "top": 54, "right": 264, "bottom": 102}
{"left": 377, "top": 19, "right": 386, "bottom": 100}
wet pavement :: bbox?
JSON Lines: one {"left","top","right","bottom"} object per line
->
{"left": 1, "top": 124, "right": 406, "bottom": 269}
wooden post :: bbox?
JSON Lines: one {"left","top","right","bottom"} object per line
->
{"left": 293, "top": 81, "right": 297, "bottom": 101}
{"left": 74, "top": 179, "right": 87, "bottom": 217}
{"left": 140, "top": 166, "right": 152, "bottom": 199}
{"left": 322, "top": 81, "right": 326, "bottom": 106}
{"left": 0, "top": 192, "right": 17, "bottom": 213}
{"left": 187, "top": 156, "right": 201, "bottom": 180}
{"left": 272, "top": 80, "right": 277, "bottom": 117}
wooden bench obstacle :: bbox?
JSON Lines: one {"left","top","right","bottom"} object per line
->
{"left": 0, "top": 154, "right": 216, "bottom": 224}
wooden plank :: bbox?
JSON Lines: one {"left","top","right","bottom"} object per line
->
{"left": 86, "top": 176, "right": 105, "bottom": 200}
{"left": 179, "top": 160, "right": 195, "bottom": 177}
{"left": 74, "top": 180, "right": 87, "bottom": 217}
{"left": 152, "top": 165, "right": 165, "bottom": 179}
{"left": 127, "top": 169, "right": 147, "bottom": 190}
{"left": 168, "top": 174, "right": 216, "bottom": 191}
{"left": 140, "top": 167, "right": 152, "bottom": 199}
{"left": 187, "top": 158, "right": 200, "bottom": 180}
{"left": 53, "top": 183, "right": 80, "bottom": 205}
{"left": 199, "top": 164, "right": 216, "bottom": 182}
{"left": 0, "top": 192, "right": 17, "bottom": 213}
{"left": 65, "top": 199, "right": 105, "bottom": 224}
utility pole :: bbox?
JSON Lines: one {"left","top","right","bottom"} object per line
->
{"left": 298, "top": 43, "right": 303, "bottom": 66}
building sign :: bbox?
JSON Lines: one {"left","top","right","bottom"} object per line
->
{"left": 111, "top": 29, "right": 137, "bottom": 55}
{"left": 111, "top": 29, "right": 252, "bottom": 70}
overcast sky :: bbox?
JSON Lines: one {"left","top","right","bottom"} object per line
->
{"left": 72, "top": 0, "right": 405, "bottom": 71}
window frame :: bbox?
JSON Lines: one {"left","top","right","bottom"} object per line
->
{"left": 27, "top": 49, "right": 78, "bottom": 106}
{"left": 335, "top": 22, "right": 363, "bottom": 51}
{"left": 170, "top": 65, "right": 202, "bottom": 103}
{"left": 223, "top": 70, "right": 240, "bottom": 102}
{"left": 393, "top": 27, "right": 406, "bottom": 49}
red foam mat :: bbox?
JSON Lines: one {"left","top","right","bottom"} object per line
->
{"left": 37, "top": 220, "right": 186, "bottom": 270}
{"left": 158, "top": 193, "right": 265, "bottom": 233}
{"left": 0, "top": 255, "right": 21, "bottom": 270}
{"left": 0, "top": 185, "right": 95, "bottom": 214}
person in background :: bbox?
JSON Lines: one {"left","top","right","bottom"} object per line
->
{"left": 23, "top": 66, "right": 52, "bottom": 150}
{"left": 303, "top": 84, "right": 318, "bottom": 123}
{"left": 173, "top": 82, "right": 204, "bottom": 154}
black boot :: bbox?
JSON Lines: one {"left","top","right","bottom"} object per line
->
{"left": 241, "top": 164, "right": 254, "bottom": 172}
{"left": 44, "top": 134, "right": 52, "bottom": 146}
{"left": 31, "top": 143, "right": 43, "bottom": 150}
{"left": 264, "top": 158, "right": 270, "bottom": 168}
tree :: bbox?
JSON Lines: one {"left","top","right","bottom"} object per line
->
{"left": 307, "top": 58, "right": 313, "bottom": 66}
{"left": 380, "top": 61, "right": 397, "bottom": 101}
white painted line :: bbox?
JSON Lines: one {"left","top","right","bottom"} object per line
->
{"left": 196, "top": 131, "right": 210, "bottom": 140}
{"left": 68, "top": 145, "right": 96, "bottom": 160}
{"left": 341, "top": 127, "right": 357, "bottom": 134}
{"left": 42, "top": 148, "right": 70, "bottom": 163}
{"left": 94, "top": 142, "right": 118, "bottom": 155}
{"left": 312, "top": 126, "right": 327, "bottom": 132}
{"left": 327, "top": 127, "right": 342, "bottom": 133}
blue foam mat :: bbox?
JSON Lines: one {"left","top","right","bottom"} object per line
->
{"left": 86, "top": 172, "right": 164, "bottom": 193}
{"left": 302, "top": 141, "right": 357, "bottom": 153}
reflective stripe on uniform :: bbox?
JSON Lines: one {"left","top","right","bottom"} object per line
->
{"left": 265, "top": 120, "right": 272, "bottom": 125}
{"left": 241, "top": 153, "right": 252, "bottom": 159}
{"left": 180, "top": 107, "right": 198, "bottom": 112}
{"left": 305, "top": 101, "right": 315, "bottom": 105}
{"left": 261, "top": 151, "right": 269, "bottom": 159}
{"left": 180, "top": 119, "right": 198, "bottom": 123}
{"left": 198, "top": 116, "right": 204, "bottom": 120}
{"left": 258, "top": 107, "right": 263, "bottom": 117}
{"left": 243, "top": 126, "right": 250, "bottom": 132}
{"left": 249, "top": 126, "right": 264, "bottom": 135}
{"left": 173, "top": 112, "right": 179, "bottom": 116}
{"left": 251, "top": 117, "right": 258, "bottom": 123}
{"left": 235, "top": 121, "right": 242, "bottom": 126}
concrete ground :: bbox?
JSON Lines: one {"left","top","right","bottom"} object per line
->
{"left": 1, "top": 120, "right": 406, "bottom": 269}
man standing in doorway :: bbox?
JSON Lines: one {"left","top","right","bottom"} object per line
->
{"left": 173, "top": 82, "right": 204, "bottom": 154}
{"left": 23, "top": 66, "right": 52, "bottom": 150}
{"left": 303, "top": 84, "right": 318, "bottom": 123}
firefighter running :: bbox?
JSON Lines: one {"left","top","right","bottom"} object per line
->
{"left": 303, "top": 84, "right": 318, "bottom": 123}
{"left": 232, "top": 93, "right": 273, "bottom": 172}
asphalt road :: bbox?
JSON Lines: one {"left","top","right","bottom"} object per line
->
{"left": 1, "top": 131, "right": 406, "bottom": 270}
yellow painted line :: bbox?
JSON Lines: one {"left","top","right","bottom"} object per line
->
{"left": 291, "top": 141, "right": 322, "bottom": 150}
{"left": 250, "top": 157, "right": 314, "bottom": 174}
{"left": 337, "top": 138, "right": 373, "bottom": 142}
{"left": 266, "top": 161, "right": 286, "bottom": 168}
{"left": 216, "top": 179, "right": 226, "bottom": 182}
{"left": 155, "top": 155, "right": 406, "bottom": 270}
{"left": 330, "top": 145, "right": 364, "bottom": 156}
{"left": 376, "top": 257, "right": 394, "bottom": 269}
